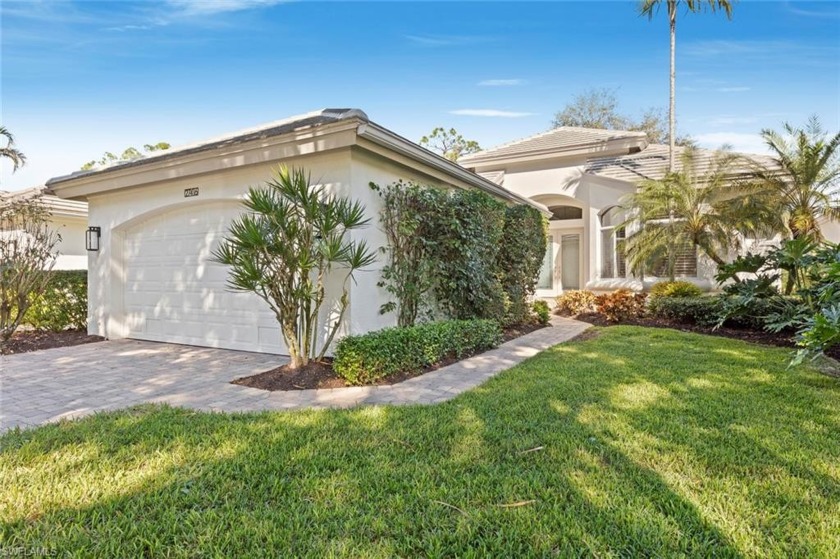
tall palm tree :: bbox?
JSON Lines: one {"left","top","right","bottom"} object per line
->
{"left": 0, "top": 126, "right": 27, "bottom": 173}
{"left": 621, "top": 147, "right": 758, "bottom": 279}
{"left": 749, "top": 116, "right": 840, "bottom": 241}
{"left": 639, "top": 0, "right": 735, "bottom": 172}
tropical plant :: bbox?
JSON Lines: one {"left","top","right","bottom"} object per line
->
{"left": 639, "top": 0, "right": 735, "bottom": 171}
{"left": 418, "top": 127, "right": 481, "bottom": 162}
{"left": 595, "top": 289, "right": 647, "bottom": 322}
{"left": 0, "top": 194, "right": 61, "bottom": 344}
{"left": 555, "top": 289, "right": 597, "bottom": 316}
{"left": 649, "top": 280, "right": 703, "bottom": 298}
{"left": 214, "top": 166, "right": 376, "bottom": 369}
{"left": 746, "top": 116, "right": 840, "bottom": 242}
{"left": 0, "top": 125, "right": 27, "bottom": 175}
{"left": 621, "top": 147, "right": 752, "bottom": 279}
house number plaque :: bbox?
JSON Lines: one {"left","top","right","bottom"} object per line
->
{"left": 184, "top": 187, "right": 199, "bottom": 198}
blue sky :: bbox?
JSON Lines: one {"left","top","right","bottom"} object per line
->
{"left": 2, "top": 0, "right": 839, "bottom": 191}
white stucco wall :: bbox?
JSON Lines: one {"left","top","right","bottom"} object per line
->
{"left": 51, "top": 216, "right": 88, "bottom": 270}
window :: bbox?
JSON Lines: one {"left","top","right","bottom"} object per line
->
{"left": 548, "top": 205, "right": 582, "bottom": 221}
{"left": 600, "top": 207, "right": 626, "bottom": 279}
{"left": 537, "top": 236, "right": 553, "bottom": 289}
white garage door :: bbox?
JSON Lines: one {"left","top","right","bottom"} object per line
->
{"left": 122, "top": 202, "right": 287, "bottom": 354}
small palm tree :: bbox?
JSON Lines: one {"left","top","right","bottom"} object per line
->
{"left": 639, "top": 0, "right": 735, "bottom": 171}
{"left": 621, "top": 147, "right": 756, "bottom": 279}
{"left": 748, "top": 116, "right": 840, "bottom": 241}
{"left": 214, "top": 166, "right": 376, "bottom": 369}
{"left": 0, "top": 126, "right": 27, "bottom": 173}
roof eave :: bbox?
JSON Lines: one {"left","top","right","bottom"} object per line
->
{"left": 461, "top": 136, "right": 649, "bottom": 168}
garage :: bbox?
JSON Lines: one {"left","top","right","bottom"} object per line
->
{"left": 121, "top": 201, "right": 286, "bottom": 354}
{"left": 45, "top": 108, "right": 542, "bottom": 355}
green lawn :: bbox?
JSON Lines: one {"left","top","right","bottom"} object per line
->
{"left": 2, "top": 327, "right": 838, "bottom": 558}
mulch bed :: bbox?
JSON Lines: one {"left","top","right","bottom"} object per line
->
{"left": 1, "top": 330, "right": 105, "bottom": 355}
{"left": 232, "top": 322, "right": 547, "bottom": 392}
{"left": 571, "top": 312, "right": 840, "bottom": 361}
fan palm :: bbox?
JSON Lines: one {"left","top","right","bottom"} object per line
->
{"left": 748, "top": 116, "right": 840, "bottom": 241}
{"left": 621, "top": 147, "right": 758, "bottom": 279}
{"left": 639, "top": 0, "right": 735, "bottom": 171}
{"left": 0, "top": 126, "right": 27, "bottom": 173}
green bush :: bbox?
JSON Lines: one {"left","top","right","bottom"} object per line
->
{"left": 649, "top": 296, "right": 722, "bottom": 327}
{"left": 532, "top": 300, "right": 550, "bottom": 325}
{"left": 25, "top": 270, "right": 87, "bottom": 331}
{"left": 498, "top": 205, "right": 548, "bottom": 325}
{"left": 555, "top": 290, "right": 597, "bottom": 316}
{"left": 333, "top": 319, "right": 502, "bottom": 385}
{"left": 649, "top": 280, "right": 703, "bottom": 299}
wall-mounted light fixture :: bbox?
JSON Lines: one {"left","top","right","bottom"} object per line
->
{"left": 86, "top": 226, "right": 101, "bottom": 251}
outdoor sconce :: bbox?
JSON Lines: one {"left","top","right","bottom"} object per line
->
{"left": 86, "top": 226, "right": 101, "bottom": 251}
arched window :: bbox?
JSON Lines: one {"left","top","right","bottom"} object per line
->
{"left": 548, "top": 205, "right": 582, "bottom": 221}
{"left": 600, "top": 206, "right": 626, "bottom": 279}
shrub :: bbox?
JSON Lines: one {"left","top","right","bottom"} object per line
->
{"left": 532, "top": 300, "right": 550, "bottom": 325}
{"left": 555, "top": 290, "right": 597, "bottom": 316}
{"left": 595, "top": 289, "right": 647, "bottom": 323}
{"left": 649, "top": 280, "right": 703, "bottom": 299}
{"left": 498, "top": 205, "right": 548, "bottom": 325}
{"left": 649, "top": 296, "right": 722, "bottom": 327}
{"left": 333, "top": 319, "right": 502, "bottom": 385}
{"left": 25, "top": 270, "right": 87, "bottom": 331}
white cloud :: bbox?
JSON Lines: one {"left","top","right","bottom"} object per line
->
{"left": 405, "top": 34, "right": 491, "bottom": 47}
{"left": 449, "top": 109, "right": 536, "bottom": 118}
{"left": 478, "top": 79, "right": 525, "bottom": 87}
{"left": 166, "top": 0, "right": 286, "bottom": 16}
{"left": 695, "top": 132, "right": 770, "bottom": 155}
{"left": 716, "top": 86, "right": 751, "bottom": 93}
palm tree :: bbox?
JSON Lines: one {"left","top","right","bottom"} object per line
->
{"left": 621, "top": 147, "right": 758, "bottom": 279}
{"left": 748, "top": 116, "right": 840, "bottom": 241}
{"left": 0, "top": 126, "right": 27, "bottom": 173}
{"left": 639, "top": 0, "right": 735, "bottom": 171}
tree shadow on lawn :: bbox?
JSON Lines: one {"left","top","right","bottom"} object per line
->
{"left": 2, "top": 327, "right": 838, "bottom": 557}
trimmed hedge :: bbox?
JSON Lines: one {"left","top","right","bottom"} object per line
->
{"left": 333, "top": 319, "right": 503, "bottom": 385}
{"left": 649, "top": 296, "right": 721, "bottom": 327}
{"left": 649, "top": 295, "right": 785, "bottom": 329}
{"left": 25, "top": 270, "right": 87, "bottom": 331}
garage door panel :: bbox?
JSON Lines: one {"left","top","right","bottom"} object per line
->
{"left": 122, "top": 203, "right": 286, "bottom": 354}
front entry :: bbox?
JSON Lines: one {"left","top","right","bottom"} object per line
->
{"left": 537, "top": 231, "right": 582, "bottom": 295}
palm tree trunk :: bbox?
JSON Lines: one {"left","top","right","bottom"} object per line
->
{"left": 668, "top": 0, "right": 676, "bottom": 173}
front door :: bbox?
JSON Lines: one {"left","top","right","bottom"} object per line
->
{"left": 537, "top": 232, "right": 582, "bottom": 294}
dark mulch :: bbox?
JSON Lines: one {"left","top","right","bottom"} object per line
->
{"left": 1, "top": 330, "right": 105, "bottom": 355}
{"left": 232, "top": 322, "right": 548, "bottom": 392}
{"left": 572, "top": 311, "right": 840, "bottom": 360}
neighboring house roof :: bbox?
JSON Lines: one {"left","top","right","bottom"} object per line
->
{"left": 46, "top": 108, "right": 546, "bottom": 214}
{"left": 460, "top": 126, "right": 648, "bottom": 166}
{"left": 0, "top": 185, "right": 88, "bottom": 219}
{"left": 586, "top": 144, "right": 778, "bottom": 183}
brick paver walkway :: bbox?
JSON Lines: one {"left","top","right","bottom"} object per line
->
{"left": 1, "top": 317, "right": 589, "bottom": 432}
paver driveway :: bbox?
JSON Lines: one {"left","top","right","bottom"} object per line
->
{"left": 1, "top": 318, "right": 589, "bottom": 433}
{"left": 1, "top": 340, "right": 284, "bottom": 432}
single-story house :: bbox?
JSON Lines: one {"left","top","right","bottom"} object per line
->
{"left": 46, "top": 108, "right": 544, "bottom": 355}
{"left": 0, "top": 185, "right": 88, "bottom": 270}
{"left": 459, "top": 129, "right": 840, "bottom": 297}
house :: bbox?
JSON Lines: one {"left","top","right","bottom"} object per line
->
{"left": 459, "top": 128, "right": 840, "bottom": 297}
{"left": 46, "top": 109, "right": 544, "bottom": 355}
{"left": 0, "top": 185, "right": 88, "bottom": 270}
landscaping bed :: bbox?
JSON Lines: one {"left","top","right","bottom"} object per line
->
{"left": 1, "top": 330, "right": 104, "bottom": 355}
{"left": 232, "top": 322, "right": 545, "bottom": 391}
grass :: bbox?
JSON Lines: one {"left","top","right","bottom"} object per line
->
{"left": 2, "top": 326, "right": 839, "bottom": 558}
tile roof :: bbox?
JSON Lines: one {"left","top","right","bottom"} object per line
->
{"left": 460, "top": 126, "right": 647, "bottom": 164}
{"left": 586, "top": 144, "right": 778, "bottom": 183}
{"left": 1, "top": 186, "right": 88, "bottom": 218}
